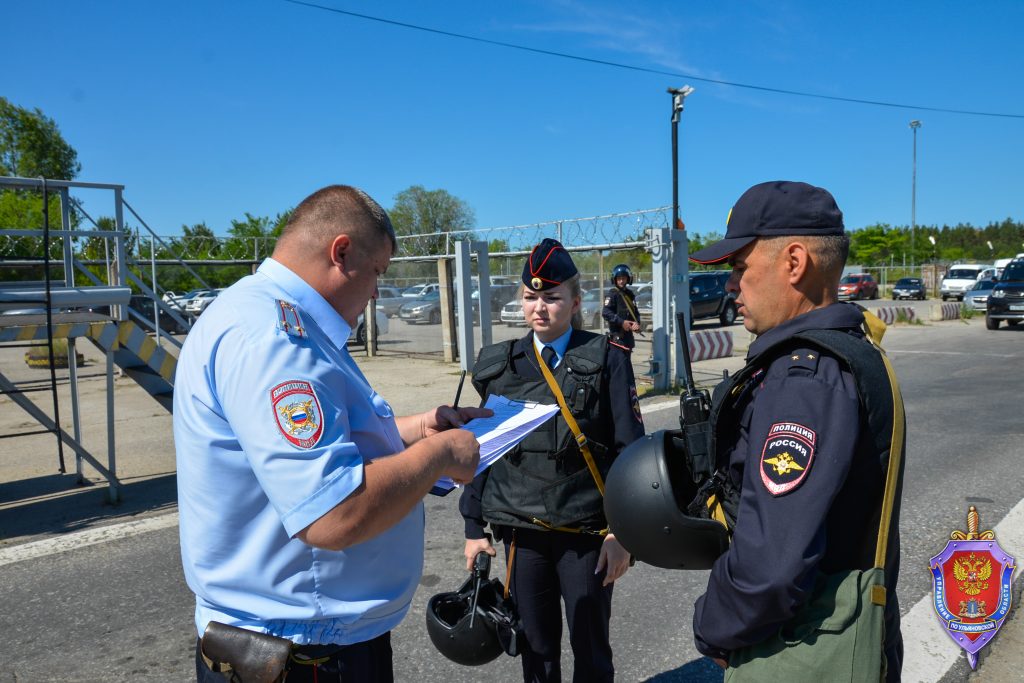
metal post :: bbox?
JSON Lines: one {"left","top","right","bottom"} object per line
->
{"left": 114, "top": 188, "right": 127, "bottom": 322}
{"left": 473, "top": 241, "right": 492, "bottom": 348}
{"left": 151, "top": 235, "right": 160, "bottom": 346}
{"left": 60, "top": 188, "right": 83, "bottom": 479}
{"left": 454, "top": 240, "right": 475, "bottom": 371}
{"left": 650, "top": 228, "right": 671, "bottom": 391}
{"left": 668, "top": 85, "right": 695, "bottom": 389}
{"left": 364, "top": 298, "right": 377, "bottom": 357}
{"left": 672, "top": 230, "right": 691, "bottom": 387}
{"left": 438, "top": 257, "right": 457, "bottom": 363}
{"left": 106, "top": 346, "right": 119, "bottom": 503}
{"left": 910, "top": 120, "right": 922, "bottom": 269}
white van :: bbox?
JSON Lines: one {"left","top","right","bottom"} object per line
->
{"left": 994, "top": 254, "right": 1024, "bottom": 278}
{"left": 940, "top": 264, "right": 996, "bottom": 301}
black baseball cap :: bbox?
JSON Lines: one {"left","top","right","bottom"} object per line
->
{"left": 690, "top": 181, "right": 845, "bottom": 265}
{"left": 522, "top": 238, "right": 578, "bottom": 291}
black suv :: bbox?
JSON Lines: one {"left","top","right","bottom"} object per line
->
{"left": 690, "top": 271, "right": 738, "bottom": 325}
{"left": 635, "top": 271, "right": 738, "bottom": 329}
{"left": 986, "top": 258, "right": 1024, "bottom": 330}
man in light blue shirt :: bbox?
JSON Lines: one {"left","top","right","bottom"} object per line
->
{"left": 175, "top": 185, "right": 486, "bottom": 682}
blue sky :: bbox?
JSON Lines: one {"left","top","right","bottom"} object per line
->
{"left": 6, "top": 1, "right": 1024, "bottom": 241}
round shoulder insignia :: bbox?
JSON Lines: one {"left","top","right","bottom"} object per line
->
{"left": 760, "top": 422, "right": 817, "bottom": 496}
{"left": 270, "top": 380, "right": 324, "bottom": 449}
{"left": 531, "top": 276, "right": 543, "bottom": 290}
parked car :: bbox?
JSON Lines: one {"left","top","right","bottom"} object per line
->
{"left": 399, "top": 291, "right": 442, "bottom": 324}
{"left": 374, "top": 286, "right": 406, "bottom": 318}
{"left": 472, "top": 284, "right": 520, "bottom": 322}
{"left": 985, "top": 258, "right": 1024, "bottom": 330}
{"left": 690, "top": 271, "right": 738, "bottom": 326}
{"left": 348, "top": 309, "right": 389, "bottom": 344}
{"left": 963, "top": 279, "right": 997, "bottom": 312}
{"left": 634, "top": 272, "right": 737, "bottom": 330}
{"left": 185, "top": 289, "right": 224, "bottom": 315}
{"left": 127, "top": 295, "right": 189, "bottom": 334}
{"left": 891, "top": 277, "right": 926, "bottom": 300}
{"left": 166, "top": 288, "right": 209, "bottom": 312}
{"left": 580, "top": 289, "right": 604, "bottom": 330}
{"left": 837, "top": 273, "right": 879, "bottom": 301}
{"left": 402, "top": 283, "right": 440, "bottom": 298}
{"left": 500, "top": 299, "right": 526, "bottom": 326}
{"left": 940, "top": 264, "right": 996, "bottom": 301}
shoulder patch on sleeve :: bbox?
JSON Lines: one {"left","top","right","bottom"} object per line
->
{"left": 604, "top": 296, "right": 612, "bottom": 307}
{"left": 760, "top": 422, "right": 816, "bottom": 495}
{"left": 271, "top": 380, "right": 324, "bottom": 449}
{"left": 276, "top": 299, "right": 307, "bottom": 339}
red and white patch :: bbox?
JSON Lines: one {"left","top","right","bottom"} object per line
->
{"left": 270, "top": 380, "right": 324, "bottom": 449}
{"left": 759, "top": 422, "right": 816, "bottom": 496}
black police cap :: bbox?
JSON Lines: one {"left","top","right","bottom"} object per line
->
{"left": 690, "top": 181, "right": 845, "bottom": 265}
{"left": 522, "top": 238, "right": 578, "bottom": 291}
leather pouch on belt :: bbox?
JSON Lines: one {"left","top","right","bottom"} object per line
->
{"left": 201, "top": 621, "right": 292, "bottom": 683}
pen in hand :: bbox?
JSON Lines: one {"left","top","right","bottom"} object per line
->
{"left": 453, "top": 370, "right": 467, "bottom": 410}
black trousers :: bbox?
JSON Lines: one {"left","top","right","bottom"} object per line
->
{"left": 195, "top": 631, "right": 393, "bottom": 683}
{"left": 502, "top": 527, "right": 615, "bottom": 683}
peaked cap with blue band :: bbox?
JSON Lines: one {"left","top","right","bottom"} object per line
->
{"left": 523, "top": 238, "right": 578, "bottom": 291}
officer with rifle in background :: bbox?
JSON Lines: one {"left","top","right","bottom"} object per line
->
{"left": 602, "top": 263, "right": 642, "bottom": 352}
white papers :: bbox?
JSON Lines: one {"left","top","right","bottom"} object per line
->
{"left": 431, "top": 394, "right": 559, "bottom": 494}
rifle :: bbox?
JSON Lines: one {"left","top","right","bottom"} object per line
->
{"left": 675, "top": 312, "right": 713, "bottom": 484}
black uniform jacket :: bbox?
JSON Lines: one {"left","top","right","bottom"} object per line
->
{"left": 601, "top": 286, "right": 639, "bottom": 349}
{"left": 460, "top": 330, "right": 645, "bottom": 540}
{"left": 693, "top": 303, "right": 903, "bottom": 667}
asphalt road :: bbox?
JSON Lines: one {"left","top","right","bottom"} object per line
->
{"left": 1, "top": 315, "right": 1021, "bottom": 682}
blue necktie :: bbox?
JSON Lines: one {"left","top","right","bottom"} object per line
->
{"left": 541, "top": 345, "right": 557, "bottom": 370}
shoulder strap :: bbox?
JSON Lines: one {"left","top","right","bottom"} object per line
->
{"left": 533, "top": 343, "right": 605, "bottom": 497}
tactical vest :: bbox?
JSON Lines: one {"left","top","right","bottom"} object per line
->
{"left": 708, "top": 328, "right": 903, "bottom": 540}
{"left": 471, "top": 333, "right": 614, "bottom": 532}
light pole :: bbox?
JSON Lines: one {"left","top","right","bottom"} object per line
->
{"left": 669, "top": 86, "right": 695, "bottom": 233}
{"left": 910, "top": 120, "right": 922, "bottom": 268}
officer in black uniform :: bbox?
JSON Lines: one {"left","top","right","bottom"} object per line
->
{"left": 601, "top": 264, "right": 641, "bottom": 352}
{"left": 688, "top": 181, "right": 905, "bottom": 681}
{"left": 459, "top": 239, "right": 645, "bottom": 683}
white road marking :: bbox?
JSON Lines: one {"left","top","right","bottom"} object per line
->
{"left": 0, "top": 512, "right": 179, "bottom": 567}
{"left": 641, "top": 400, "right": 679, "bottom": 415}
{"left": 901, "top": 497, "right": 1024, "bottom": 682}
{"left": 887, "top": 349, "right": 1018, "bottom": 358}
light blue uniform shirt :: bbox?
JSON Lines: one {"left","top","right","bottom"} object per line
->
{"left": 174, "top": 258, "right": 424, "bottom": 645}
{"left": 532, "top": 327, "right": 572, "bottom": 368}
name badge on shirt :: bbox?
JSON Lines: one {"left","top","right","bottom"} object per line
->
{"left": 271, "top": 380, "right": 324, "bottom": 449}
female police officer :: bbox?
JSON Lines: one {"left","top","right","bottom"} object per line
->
{"left": 458, "top": 239, "right": 645, "bottom": 682}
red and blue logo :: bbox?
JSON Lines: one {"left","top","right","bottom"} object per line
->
{"left": 270, "top": 380, "right": 324, "bottom": 449}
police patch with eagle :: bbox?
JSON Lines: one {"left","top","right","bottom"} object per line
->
{"left": 759, "top": 421, "right": 816, "bottom": 495}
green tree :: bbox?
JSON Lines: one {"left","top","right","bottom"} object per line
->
{"left": 0, "top": 97, "right": 80, "bottom": 179}
{"left": 390, "top": 185, "right": 475, "bottom": 256}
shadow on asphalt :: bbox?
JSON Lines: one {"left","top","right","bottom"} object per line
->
{"left": 0, "top": 472, "right": 177, "bottom": 543}
{"left": 643, "top": 656, "right": 725, "bottom": 682}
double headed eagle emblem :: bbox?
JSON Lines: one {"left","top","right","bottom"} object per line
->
{"left": 765, "top": 451, "right": 805, "bottom": 476}
{"left": 953, "top": 552, "right": 993, "bottom": 596}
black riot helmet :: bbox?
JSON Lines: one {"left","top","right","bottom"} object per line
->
{"left": 611, "top": 263, "right": 633, "bottom": 286}
{"left": 426, "top": 553, "right": 522, "bottom": 666}
{"left": 604, "top": 430, "right": 730, "bottom": 570}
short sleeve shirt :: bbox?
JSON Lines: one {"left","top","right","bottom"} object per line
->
{"left": 174, "top": 258, "right": 424, "bottom": 645}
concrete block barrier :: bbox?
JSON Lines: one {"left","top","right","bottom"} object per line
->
{"left": 688, "top": 329, "right": 734, "bottom": 361}
{"left": 930, "top": 302, "right": 962, "bottom": 321}
{"left": 874, "top": 306, "right": 917, "bottom": 324}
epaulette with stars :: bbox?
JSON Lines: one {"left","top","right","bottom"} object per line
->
{"left": 785, "top": 349, "right": 821, "bottom": 375}
{"left": 276, "top": 299, "right": 307, "bottom": 339}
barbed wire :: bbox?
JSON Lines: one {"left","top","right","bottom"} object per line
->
{"left": 1, "top": 206, "right": 671, "bottom": 263}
